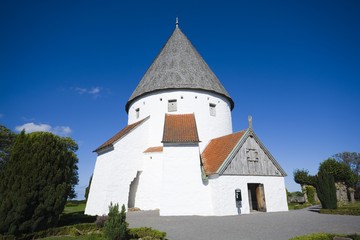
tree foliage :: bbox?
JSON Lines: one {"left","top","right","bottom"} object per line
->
{"left": 0, "top": 125, "right": 16, "bottom": 171}
{"left": 104, "top": 203, "right": 129, "bottom": 240}
{"left": 0, "top": 131, "right": 79, "bottom": 235}
{"left": 293, "top": 169, "right": 316, "bottom": 186}
{"left": 85, "top": 174, "right": 93, "bottom": 202}
{"left": 315, "top": 169, "right": 337, "bottom": 209}
{"left": 333, "top": 152, "right": 360, "bottom": 175}
{"left": 319, "top": 158, "right": 357, "bottom": 187}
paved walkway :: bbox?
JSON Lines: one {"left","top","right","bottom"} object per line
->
{"left": 127, "top": 207, "right": 360, "bottom": 240}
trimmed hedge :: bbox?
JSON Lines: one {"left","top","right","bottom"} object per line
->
{"left": 0, "top": 223, "right": 99, "bottom": 240}
{"left": 129, "top": 227, "right": 167, "bottom": 240}
{"left": 289, "top": 233, "right": 360, "bottom": 240}
{"left": 320, "top": 208, "right": 360, "bottom": 216}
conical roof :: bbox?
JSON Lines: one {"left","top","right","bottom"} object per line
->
{"left": 126, "top": 26, "right": 234, "bottom": 112}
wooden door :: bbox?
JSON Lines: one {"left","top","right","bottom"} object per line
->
{"left": 256, "top": 184, "right": 267, "bottom": 212}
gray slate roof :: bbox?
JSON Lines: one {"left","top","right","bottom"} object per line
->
{"left": 126, "top": 26, "right": 234, "bottom": 112}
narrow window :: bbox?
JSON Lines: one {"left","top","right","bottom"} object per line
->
{"left": 209, "top": 103, "right": 216, "bottom": 116}
{"left": 135, "top": 108, "right": 140, "bottom": 119}
{"left": 168, "top": 99, "right": 177, "bottom": 112}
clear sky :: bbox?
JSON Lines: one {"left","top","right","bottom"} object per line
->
{"left": 1, "top": 0, "right": 359, "bottom": 198}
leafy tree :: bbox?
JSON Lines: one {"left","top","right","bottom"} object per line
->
{"left": 316, "top": 169, "right": 337, "bottom": 209}
{"left": 333, "top": 152, "right": 360, "bottom": 175}
{"left": 0, "top": 125, "right": 16, "bottom": 171}
{"left": 293, "top": 169, "right": 316, "bottom": 186}
{"left": 319, "top": 158, "right": 357, "bottom": 188}
{"left": 104, "top": 203, "right": 129, "bottom": 240}
{"left": 0, "top": 131, "right": 79, "bottom": 235}
{"left": 85, "top": 174, "right": 93, "bottom": 202}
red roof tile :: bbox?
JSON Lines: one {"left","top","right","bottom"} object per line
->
{"left": 95, "top": 117, "right": 149, "bottom": 152}
{"left": 201, "top": 131, "right": 245, "bottom": 175}
{"left": 162, "top": 113, "right": 200, "bottom": 143}
{"left": 143, "top": 146, "right": 163, "bottom": 153}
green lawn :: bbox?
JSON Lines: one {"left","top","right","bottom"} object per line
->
{"left": 63, "top": 203, "right": 86, "bottom": 214}
{"left": 288, "top": 202, "right": 313, "bottom": 210}
{"left": 320, "top": 201, "right": 360, "bottom": 216}
{"left": 43, "top": 234, "right": 106, "bottom": 240}
{"left": 58, "top": 202, "right": 96, "bottom": 227}
{"left": 289, "top": 232, "right": 360, "bottom": 240}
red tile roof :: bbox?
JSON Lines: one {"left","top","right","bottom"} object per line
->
{"left": 162, "top": 113, "right": 200, "bottom": 143}
{"left": 201, "top": 131, "right": 245, "bottom": 175}
{"left": 143, "top": 146, "right": 163, "bottom": 153}
{"left": 95, "top": 117, "right": 149, "bottom": 152}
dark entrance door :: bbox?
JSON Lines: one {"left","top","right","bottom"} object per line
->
{"left": 247, "top": 183, "right": 266, "bottom": 212}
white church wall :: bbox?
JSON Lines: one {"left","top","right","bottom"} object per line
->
{"left": 135, "top": 151, "right": 163, "bottom": 210}
{"left": 85, "top": 120, "right": 150, "bottom": 216}
{"left": 209, "top": 176, "right": 288, "bottom": 216}
{"left": 160, "top": 144, "right": 213, "bottom": 216}
{"left": 128, "top": 89, "right": 232, "bottom": 151}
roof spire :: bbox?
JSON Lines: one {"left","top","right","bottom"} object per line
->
{"left": 248, "top": 115, "right": 253, "bottom": 129}
{"left": 176, "top": 17, "right": 179, "bottom": 28}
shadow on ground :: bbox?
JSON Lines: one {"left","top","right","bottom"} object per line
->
{"left": 58, "top": 211, "right": 96, "bottom": 227}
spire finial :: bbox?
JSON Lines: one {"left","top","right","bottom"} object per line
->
{"left": 176, "top": 17, "right": 179, "bottom": 28}
{"left": 248, "top": 115, "right": 253, "bottom": 129}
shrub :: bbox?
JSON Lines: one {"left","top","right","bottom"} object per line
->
{"left": 320, "top": 208, "right": 360, "bottom": 216}
{"left": 0, "top": 132, "right": 79, "bottom": 235}
{"left": 289, "top": 233, "right": 337, "bottom": 240}
{"left": 289, "top": 233, "right": 360, "bottom": 240}
{"left": 306, "top": 185, "right": 316, "bottom": 205}
{"left": 104, "top": 203, "right": 128, "bottom": 240}
{"left": 129, "top": 227, "right": 167, "bottom": 240}
{"left": 316, "top": 170, "right": 337, "bottom": 209}
{"left": 95, "top": 215, "right": 108, "bottom": 228}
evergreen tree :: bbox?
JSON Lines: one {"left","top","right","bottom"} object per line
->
{"left": 0, "top": 125, "right": 16, "bottom": 171}
{"left": 104, "top": 203, "right": 129, "bottom": 240}
{"left": 0, "top": 131, "right": 79, "bottom": 235}
{"left": 85, "top": 174, "right": 93, "bottom": 202}
{"left": 316, "top": 170, "right": 337, "bottom": 209}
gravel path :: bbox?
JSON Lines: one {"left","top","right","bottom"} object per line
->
{"left": 127, "top": 207, "right": 360, "bottom": 240}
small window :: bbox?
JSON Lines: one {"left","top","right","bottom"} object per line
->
{"left": 168, "top": 100, "right": 177, "bottom": 112}
{"left": 135, "top": 108, "right": 140, "bottom": 119}
{"left": 209, "top": 103, "right": 216, "bottom": 116}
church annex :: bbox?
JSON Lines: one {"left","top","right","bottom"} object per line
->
{"left": 85, "top": 22, "right": 288, "bottom": 216}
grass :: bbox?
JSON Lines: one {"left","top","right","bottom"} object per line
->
{"left": 58, "top": 202, "right": 96, "bottom": 227}
{"left": 63, "top": 203, "right": 86, "bottom": 214}
{"left": 320, "top": 201, "right": 360, "bottom": 216}
{"left": 42, "top": 234, "right": 106, "bottom": 240}
{"left": 289, "top": 232, "right": 360, "bottom": 240}
{"left": 288, "top": 202, "right": 313, "bottom": 210}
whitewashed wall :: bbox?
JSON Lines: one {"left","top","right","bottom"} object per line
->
{"left": 209, "top": 176, "right": 288, "bottom": 216}
{"left": 135, "top": 151, "right": 163, "bottom": 210}
{"left": 160, "top": 144, "right": 213, "bottom": 216}
{"left": 85, "top": 120, "right": 150, "bottom": 216}
{"left": 127, "top": 90, "right": 233, "bottom": 151}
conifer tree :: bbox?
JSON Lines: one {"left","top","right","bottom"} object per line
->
{"left": 0, "top": 125, "right": 16, "bottom": 171}
{"left": 0, "top": 131, "right": 79, "bottom": 235}
{"left": 316, "top": 169, "right": 337, "bottom": 209}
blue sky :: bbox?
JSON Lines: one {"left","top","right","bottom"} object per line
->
{"left": 1, "top": 0, "right": 359, "bottom": 198}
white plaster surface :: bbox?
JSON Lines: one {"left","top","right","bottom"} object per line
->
{"left": 209, "top": 176, "right": 288, "bottom": 216}
{"left": 128, "top": 90, "right": 233, "bottom": 150}
{"left": 86, "top": 89, "right": 288, "bottom": 217}
{"left": 85, "top": 119, "right": 150, "bottom": 215}
{"left": 135, "top": 152, "right": 163, "bottom": 210}
{"left": 160, "top": 144, "right": 213, "bottom": 216}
